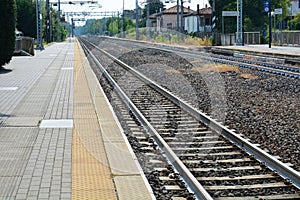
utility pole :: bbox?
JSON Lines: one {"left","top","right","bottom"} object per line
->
{"left": 236, "top": 0, "right": 243, "bottom": 45}
{"left": 36, "top": 0, "right": 44, "bottom": 50}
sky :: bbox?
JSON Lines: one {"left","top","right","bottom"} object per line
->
{"left": 99, "top": 0, "right": 211, "bottom": 12}
{"left": 56, "top": 0, "right": 211, "bottom": 13}
{"left": 54, "top": 0, "right": 210, "bottom": 26}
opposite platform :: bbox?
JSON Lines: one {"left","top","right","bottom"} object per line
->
{"left": 0, "top": 39, "right": 154, "bottom": 200}
{"left": 211, "top": 44, "right": 300, "bottom": 65}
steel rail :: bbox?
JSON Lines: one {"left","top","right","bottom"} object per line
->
{"left": 103, "top": 37, "right": 300, "bottom": 79}
{"left": 79, "top": 37, "right": 214, "bottom": 200}
{"left": 80, "top": 37, "right": 300, "bottom": 189}
{"left": 140, "top": 45, "right": 300, "bottom": 79}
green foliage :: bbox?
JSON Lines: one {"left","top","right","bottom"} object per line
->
{"left": 77, "top": 17, "right": 135, "bottom": 36}
{"left": 290, "top": 13, "right": 300, "bottom": 30}
{"left": 51, "top": 8, "right": 67, "bottom": 42}
{"left": 142, "top": 0, "right": 164, "bottom": 19}
{"left": 16, "top": 0, "right": 36, "bottom": 38}
{"left": 0, "top": 0, "right": 17, "bottom": 67}
{"left": 212, "top": 0, "right": 290, "bottom": 33}
{"left": 108, "top": 20, "right": 119, "bottom": 35}
{"left": 15, "top": 0, "right": 68, "bottom": 42}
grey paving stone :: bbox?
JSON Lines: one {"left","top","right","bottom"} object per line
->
{"left": 0, "top": 42, "right": 74, "bottom": 199}
{"left": 60, "top": 192, "right": 71, "bottom": 199}
{"left": 49, "top": 196, "right": 60, "bottom": 200}
{"left": 17, "top": 188, "right": 29, "bottom": 194}
{"left": 16, "top": 193, "right": 27, "bottom": 200}
{"left": 27, "top": 196, "right": 38, "bottom": 200}
{"left": 38, "top": 193, "right": 49, "bottom": 199}
{"left": 27, "top": 190, "right": 39, "bottom": 196}
{"left": 29, "top": 185, "right": 40, "bottom": 191}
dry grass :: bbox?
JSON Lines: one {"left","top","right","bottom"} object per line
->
{"left": 262, "top": 77, "right": 277, "bottom": 82}
{"left": 244, "top": 55, "right": 257, "bottom": 61}
{"left": 240, "top": 73, "right": 259, "bottom": 80}
{"left": 191, "top": 63, "right": 239, "bottom": 73}
{"left": 194, "top": 37, "right": 213, "bottom": 46}
{"left": 165, "top": 69, "right": 182, "bottom": 74}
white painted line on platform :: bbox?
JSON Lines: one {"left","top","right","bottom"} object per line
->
{"left": 0, "top": 87, "right": 18, "bottom": 91}
{"left": 40, "top": 119, "right": 73, "bottom": 128}
{"left": 49, "top": 54, "right": 57, "bottom": 57}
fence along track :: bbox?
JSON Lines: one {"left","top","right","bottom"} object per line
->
{"left": 78, "top": 37, "right": 300, "bottom": 199}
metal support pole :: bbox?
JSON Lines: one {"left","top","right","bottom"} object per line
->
{"left": 269, "top": 8, "right": 272, "bottom": 48}
{"left": 58, "top": 0, "right": 60, "bottom": 15}
{"left": 46, "top": 0, "right": 50, "bottom": 43}
{"left": 136, "top": 0, "right": 139, "bottom": 40}
{"left": 280, "top": 13, "right": 283, "bottom": 45}
{"left": 36, "top": 0, "right": 44, "bottom": 50}
{"left": 222, "top": 16, "right": 224, "bottom": 34}
{"left": 212, "top": 0, "right": 215, "bottom": 43}
{"left": 122, "top": 0, "right": 125, "bottom": 37}
{"left": 177, "top": 0, "right": 179, "bottom": 31}
{"left": 118, "top": 11, "right": 120, "bottom": 35}
{"left": 147, "top": 3, "right": 150, "bottom": 41}
{"left": 236, "top": 0, "right": 243, "bottom": 45}
{"left": 181, "top": 0, "right": 184, "bottom": 33}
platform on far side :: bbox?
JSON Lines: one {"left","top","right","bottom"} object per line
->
{"left": 211, "top": 44, "right": 300, "bottom": 65}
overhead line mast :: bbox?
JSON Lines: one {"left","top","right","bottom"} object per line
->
{"left": 236, "top": 0, "right": 243, "bottom": 45}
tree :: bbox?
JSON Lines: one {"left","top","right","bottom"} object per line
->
{"left": 142, "top": 0, "right": 164, "bottom": 19}
{"left": 210, "top": 0, "right": 290, "bottom": 33}
{"left": 290, "top": 13, "right": 300, "bottom": 30}
{"left": 0, "top": 0, "right": 17, "bottom": 68}
{"left": 16, "top": 0, "right": 36, "bottom": 38}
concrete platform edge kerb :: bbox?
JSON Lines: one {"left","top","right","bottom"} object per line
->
{"left": 76, "top": 39, "right": 156, "bottom": 200}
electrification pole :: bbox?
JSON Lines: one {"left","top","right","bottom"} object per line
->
{"left": 236, "top": 0, "right": 243, "bottom": 45}
{"left": 46, "top": 0, "right": 51, "bottom": 43}
{"left": 177, "top": 0, "right": 179, "bottom": 31}
{"left": 146, "top": 3, "right": 150, "bottom": 41}
{"left": 36, "top": 0, "right": 44, "bottom": 50}
{"left": 123, "top": 0, "right": 125, "bottom": 37}
{"left": 136, "top": 0, "right": 139, "bottom": 40}
{"left": 181, "top": 0, "right": 183, "bottom": 33}
{"left": 269, "top": 1, "right": 272, "bottom": 48}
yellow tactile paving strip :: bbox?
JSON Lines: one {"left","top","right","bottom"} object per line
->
{"left": 72, "top": 40, "right": 117, "bottom": 200}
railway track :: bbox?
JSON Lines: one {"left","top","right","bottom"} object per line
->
{"left": 78, "top": 37, "right": 300, "bottom": 199}
{"left": 98, "top": 36, "right": 300, "bottom": 79}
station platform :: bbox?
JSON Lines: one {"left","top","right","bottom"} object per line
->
{"left": 0, "top": 38, "right": 154, "bottom": 200}
{"left": 211, "top": 44, "right": 300, "bottom": 65}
